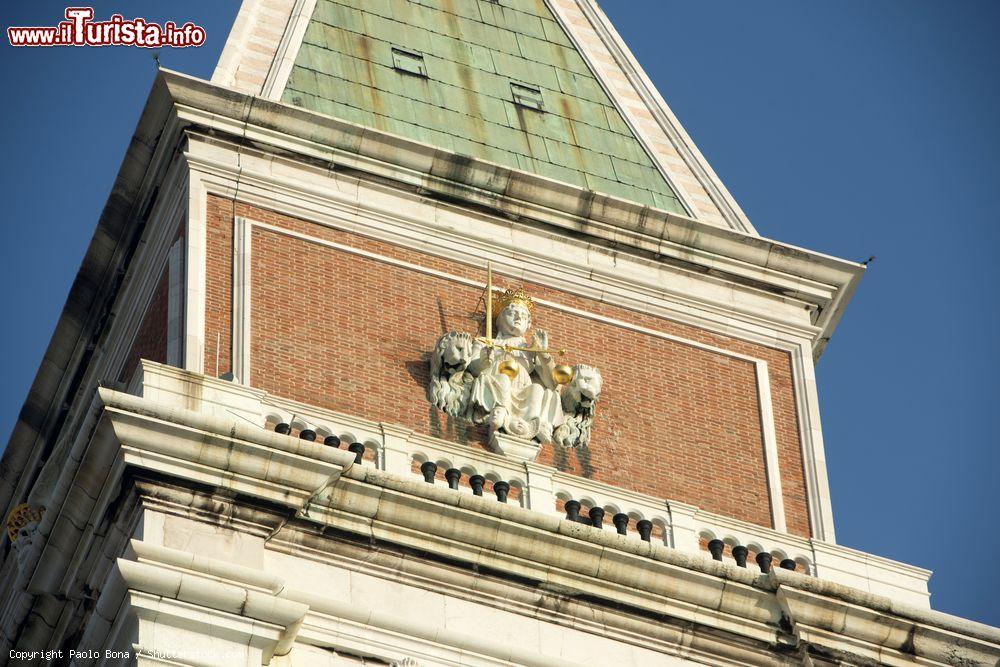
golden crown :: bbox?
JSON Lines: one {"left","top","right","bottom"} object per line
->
{"left": 491, "top": 287, "right": 534, "bottom": 319}
{"left": 6, "top": 503, "right": 42, "bottom": 542}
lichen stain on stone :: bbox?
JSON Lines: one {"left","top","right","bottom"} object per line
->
{"left": 899, "top": 625, "right": 917, "bottom": 655}
{"left": 353, "top": 35, "right": 382, "bottom": 118}
{"left": 560, "top": 98, "right": 579, "bottom": 147}
{"left": 552, "top": 443, "right": 569, "bottom": 473}
{"left": 440, "top": 0, "right": 461, "bottom": 38}
{"left": 573, "top": 444, "right": 595, "bottom": 479}
{"left": 552, "top": 39, "right": 570, "bottom": 73}
{"left": 778, "top": 612, "right": 794, "bottom": 635}
{"left": 428, "top": 405, "right": 442, "bottom": 439}
{"left": 457, "top": 66, "right": 484, "bottom": 140}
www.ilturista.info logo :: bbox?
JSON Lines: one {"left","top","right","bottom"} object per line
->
{"left": 7, "top": 7, "right": 206, "bottom": 47}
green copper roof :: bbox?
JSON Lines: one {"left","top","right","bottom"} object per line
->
{"left": 281, "top": 0, "right": 686, "bottom": 213}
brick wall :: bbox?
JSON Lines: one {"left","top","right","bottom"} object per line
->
{"left": 204, "top": 195, "right": 811, "bottom": 537}
{"left": 120, "top": 266, "right": 170, "bottom": 384}
{"left": 205, "top": 201, "right": 234, "bottom": 377}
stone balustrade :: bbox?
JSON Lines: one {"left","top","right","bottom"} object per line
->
{"left": 134, "top": 360, "right": 932, "bottom": 608}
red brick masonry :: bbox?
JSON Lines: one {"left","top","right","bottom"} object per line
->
{"left": 202, "top": 195, "right": 812, "bottom": 537}
{"left": 121, "top": 263, "right": 170, "bottom": 383}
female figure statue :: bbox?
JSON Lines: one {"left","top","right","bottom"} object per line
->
{"left": 466, "top": 290, "right": 564, "bottom": 443}
{"left": 427, "top": 285, "right": 602, "bottom": 449}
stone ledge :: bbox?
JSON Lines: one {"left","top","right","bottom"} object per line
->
{"left": 133, "top": 360, "right": 931, "bottom": 608}
{"left": 160, "top": 68, "right": 862, "bottom": 313}
{"left": 46, "top": 388, "right": 1000, "bottom": 665}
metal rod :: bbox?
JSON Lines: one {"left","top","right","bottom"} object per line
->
{"left": 485, "top": 261, "right": 492, "bottom": 344}
{"left": 473, "top": 340, "right": 567, "bottom": 356}
{"left": 498, "top": 344, "right": 567, "bottom": 355}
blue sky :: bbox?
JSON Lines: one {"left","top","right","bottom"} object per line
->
{"left": 1, "top": 1, "right": 997, "bottom": 626}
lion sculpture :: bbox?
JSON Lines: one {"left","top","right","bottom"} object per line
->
{"left": 427, "top": 331, "right": 476, "bottom": 417}
{"left": 553, "top": 364, "right": 603, "bottom": 448}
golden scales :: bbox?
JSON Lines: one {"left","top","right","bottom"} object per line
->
{"left": 476, "top": 262, "right": 575, "bottom": 385}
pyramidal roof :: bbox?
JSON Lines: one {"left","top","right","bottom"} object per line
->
{"left": 213, "top": 0, "right": 756, "bottom": 234}
{"left": 282, "top": 0, "right": 687, "bottom": 214}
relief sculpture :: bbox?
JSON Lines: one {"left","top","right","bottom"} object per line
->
{"left": 427, "top": 268, "right": 602, "bottom": 456}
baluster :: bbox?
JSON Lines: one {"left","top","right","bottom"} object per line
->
{"left": 347, "top": 442, "right": 365, "bottom": 464}
{"left": 420, "top": 461, "right": 437, "bottom": 483}
{"left": 732, "top": 545, "right": 749, "bottom": 568}
{"left": 636, "top": 520, "right": 652, "bottom": 542}
{"left": 469, "top": 475, "right": 485, "bottom": 496}
{"left": 756, "top": 552, "right": 773, "bottom": 573}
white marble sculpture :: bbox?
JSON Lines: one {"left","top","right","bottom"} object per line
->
{"left": 6, "top": 504, "right": 43, "bottom": 573}
{"left": 428, "top": 287, "right": 602, "bottom": 449}
{"left": 552, "top": 364, "right": 603, "bottom": 448}
{"left": 427, "top": 331, "right": 475, "bottom": 417}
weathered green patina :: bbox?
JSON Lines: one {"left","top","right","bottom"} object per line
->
{"left": 281, "top": 0, "right": 685, "bottom": 213}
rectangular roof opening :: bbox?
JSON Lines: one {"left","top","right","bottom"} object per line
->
{"left": 392, "top": 47, "right": 428, "bottom": 78}
{"left": 511, "top": 82, "right": 544, "bottom": 111}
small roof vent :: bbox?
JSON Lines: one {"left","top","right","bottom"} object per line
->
{"left": 511, "top": 82, "right": 544, "bottom": 111}
{"left": 391, "top": 47, "right": 428, "bottom": 78}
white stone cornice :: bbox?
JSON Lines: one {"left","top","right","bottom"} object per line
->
{"left": 13, "top": 375, "right": 994, "bottom": 665}
{"left": 318, "top": 464, "right": 997, "bottom": 665}
{"left": 153, "top": 69, "right": 862, "bottom": 342}
{"left": 134, "top": 362, "right": 928, "bottom": 606}
{"left": 55, "top": 384, "right": 791, "bottom": 654}
{"left": 19, "top": 385, "right": 355, "bottom": 608}
{"left": 100, "top": 388, "right": 356, "bottom": 508}
{"left": 773, "top": 570, "right": 1000, "bottom": 666}
{"left": 174, "top": 109, "right": 853, "bottom": 323}
{"left": 288, "top": 462, "right": 998, "bottom": 665}
{"left": 311, "top": 471, "right": 785, "bottom": 642}
{"left": 89, "top": 539, "right": 310, "bottom": 664}
{"left": 182, "top": 138, "right": 830, "bottom": 343}
{"left": 127, "top": 540, "right": 284, "bottom": 595}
